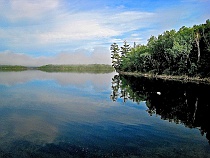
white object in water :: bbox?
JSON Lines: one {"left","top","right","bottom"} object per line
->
{"left": 157, "top": 92, "right": 161, "bottom": 95}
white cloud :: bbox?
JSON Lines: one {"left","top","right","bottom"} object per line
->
{"left": 0, "top": 0, "right": 155, "bottom": 52}
{"left": 0, "top": 0, "right": 209, "bottom": 64}
{"left": 34, "top": 10, "right": 154, "bottom": 44}
{"left": 0, "top": 51, "right": 47, "bottom": 66}
{"left": 0, "top": 0, "right": 60, "bottom": 21}
{"left": 38, "top": 18, "right": 119, "bottom": 43}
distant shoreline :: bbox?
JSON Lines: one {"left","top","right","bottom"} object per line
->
{"left": 0, "top": 65, "right": 27, "bottom": 71}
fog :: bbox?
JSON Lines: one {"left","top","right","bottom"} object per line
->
{"left": 0, "top": 47, "right": 112, "bottom": 66}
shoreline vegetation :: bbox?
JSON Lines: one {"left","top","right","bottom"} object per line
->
{"left": 118, "top": 71, "right": 210, "bottom": 84}
{"left": 111, "top": 20, "right": 210, "bottom": 84}
{"left": 0, "top": 65, "right": 27, "bottom": 71}
{"left": 37, "top": 64, "right": 114, "bottom": 73}
{"left": 0, "top": 64, "right": 114, "bottom": 73}
{"left": 1, "top": 64, "right": 209, "bottom": 84}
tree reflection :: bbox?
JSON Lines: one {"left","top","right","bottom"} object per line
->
{"left": 110, "top": 74, "right": 210, "bottom": 144}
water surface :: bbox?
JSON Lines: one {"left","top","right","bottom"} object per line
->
{"left": 0, "top": 71, "right": 209, "bottom": 158}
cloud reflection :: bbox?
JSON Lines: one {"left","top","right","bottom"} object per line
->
{"left": 0, "top": 71, "right": 150, "bottom": 149}
{"left": 0, "top": 70, "right": 116, "bottom": 89}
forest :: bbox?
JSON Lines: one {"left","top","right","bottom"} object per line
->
{"left": 0, "top": 65, "right": 27, "bottom": 71}
{"left": 0, "top": 64, "right": 114, "bottom": 73}
{"left": 37, "top": 64, "right": 114, "bottom": 73}
{"left": 111, "top": 20, "right": 210, "bottom": 78}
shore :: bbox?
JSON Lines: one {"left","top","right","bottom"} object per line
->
{"left": 0, "top": 64, "right": 114, "bottom": 73}
{"left": 37, "top": 64, "right": 114, "bottom": 73}
{"left": 118, "top": 71, "right": 210, "bottom": 84}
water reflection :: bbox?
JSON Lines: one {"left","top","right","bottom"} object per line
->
{"left": 0, "top": 71, "right": 210, "bottom": 157}
{"left": 111, "top": 74, "right": 210, "bottom": 144}
{"left": 0, "top": 70, "right": 115, "bottom": 88}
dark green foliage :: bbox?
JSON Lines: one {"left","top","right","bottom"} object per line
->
{"left": 120, "top": 40, "right": 131, "bottom": 58}
{"left": 110, "top": 43, "right": 121, "bottom": 70}
{"left": 110, "top": 20, "right": 210, "bottom": 78}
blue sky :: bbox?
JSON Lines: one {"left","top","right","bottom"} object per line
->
{"left": 0, "top": 0, "right": 210, "bottom": 66}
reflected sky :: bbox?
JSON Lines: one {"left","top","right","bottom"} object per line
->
{"left": 0, "top": 71, "right": 209, "bottom": 157}
{"left": 0, "top": 70, "right": 115, "bottom": 88}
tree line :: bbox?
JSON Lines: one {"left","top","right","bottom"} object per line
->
{"left": 111, "top": 20, "right": 210, "bottom": 77}
{"left": 38, "top": 64, "right": 114, "bottom": 73}
{"left": 0, "top": 65, "right": 27, "bottom": 71}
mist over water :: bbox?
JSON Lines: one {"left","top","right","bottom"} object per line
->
{"left": 0, "top": 48, "right": 112, "bottom": 66}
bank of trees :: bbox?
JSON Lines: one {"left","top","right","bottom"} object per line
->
{"left": 38, "top": 64, "right": 114, "bottom": 73}
{"left": 111, "top": 20, "right": 210, "bottom": 77}
{"left": 0, "top": 65, "right": 27, "bottom": 71}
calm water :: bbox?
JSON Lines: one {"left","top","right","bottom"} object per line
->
{"left": 0, "top": 71, "right": 209, "bottom": 158}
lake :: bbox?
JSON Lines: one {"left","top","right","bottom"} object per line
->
{"left": 0, "top": 71, "right": 209, "bottom": 158}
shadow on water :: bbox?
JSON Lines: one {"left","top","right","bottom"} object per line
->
{"left": 110, "top": 74, "right": 210, "bottom": 144}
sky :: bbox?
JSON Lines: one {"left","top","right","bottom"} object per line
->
{"left": 0, "top": 0, "right": 210, "bottom": 66}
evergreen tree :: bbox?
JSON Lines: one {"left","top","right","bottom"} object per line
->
{"left": 120, "top": 40, "right": 131, "bottom": 58}
{"left": 110, "top": 43, "right": 121, "bottom": 71}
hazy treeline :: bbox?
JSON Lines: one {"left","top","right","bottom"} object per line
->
{"left": 38, "top": 64, "right": 114, "bottom": 73}
{"left": 0, "top": 64, "right": 114, "bottom": 73}
{"left": 0, "top": 65, "right": 27, "bottom": 71}
{"left": 111, "top": 20, "right": 210, "bottom": 77}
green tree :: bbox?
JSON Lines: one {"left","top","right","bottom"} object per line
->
{"left": 120, "top": 40, "right": 131, "bottom": 58}
{"left": 110, "top": 19, "right": 210, "bottom": 78}
{"left": 196, "top": 19, "right": 210, "bottom": 77}
{"left": 110, "top": 43, "right": 121, "bottom": 71}
{"left": 131, "top": 44, "right": 151, "bottom": 72}
{"left": 172, "top": 26, "right": 194, "bottom": 75}
{"left": 120, "top": 41, "right": 131, "bottom": 71}
{"left": 147, "top": 30, "right": 176, "bottom": 74}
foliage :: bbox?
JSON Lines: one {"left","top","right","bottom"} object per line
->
{"left": 110, "top": 43, "right": 121, "bottom": 70}
{"left": 110, "top": 20, "right": 210, "bottom": 78}
{"left": 38, "top": 64, "right": 114, "bottom": 73}
{"left": 0, "top": 65, "right": 27, "bottom": 71}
